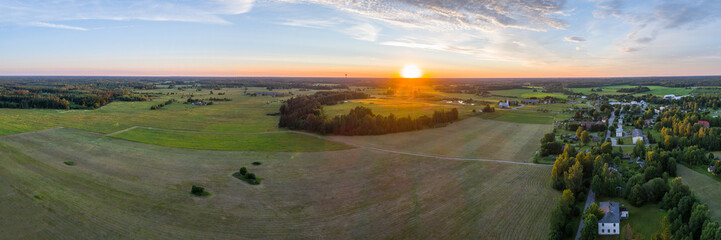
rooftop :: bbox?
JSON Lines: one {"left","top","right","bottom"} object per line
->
{"left": 599, "top": 201, "right": 621, "bottom": 223}
{"left": 632, "top": 129, "right": 643, "bottom": 138}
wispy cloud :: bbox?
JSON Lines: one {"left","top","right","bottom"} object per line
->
{"left": 0, "top": 0, "right": 255, "bottom": 29}
{"left": 281, "top": 0, "right": 569, "bottom": 31}
{"left": 592, "top": 0, "right": 624, "bottom": 18}
{"left": 342, "top": 23, "right": 379, "bottom": 42}
{"left": 280, "top": 19, "right": 338, "bottom": 29}
{"left": 28, "top": 22, "right": 88, "bottom": 31}
{"left": 564, "top": 36, "right": 586, "bottom": 42}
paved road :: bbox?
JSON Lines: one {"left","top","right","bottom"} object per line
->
{"left": 575, "top": 189, "right": 596, "bottom": 240}
{"left": 605, "top": 111, "right": 616, "bottom": 142}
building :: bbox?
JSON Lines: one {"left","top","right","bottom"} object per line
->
{"left": 498, "top": 100, "right": 510, "bottom": 108}
{"left": 710, "top": 165, "right": 717, "bottom": 174}
{"left": 580, "top": 121, "right": 603, "bottom": 129}
{"left": 616, "top": 128, "right": 624, "bottom": 137}
{"left": 602, "top": 117, "right": 608, "bottom": 123}
{"left": 522, "top": 99, "right": 540, "bottom": 104}
{"left": 632, "top": 129, "right": 644, "bottom": 144}
{"left": 620, "top": 207, "right": 629, "bottom": 219}
{"left": 699, "top": 121, "right": 710, "bottom": 128}
{"left": 508, "top": 100, "right": 518, "bottom": 106}
{"left": 598, "top": 202, "right": 621, "bottom": 235}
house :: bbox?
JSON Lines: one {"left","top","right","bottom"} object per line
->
{"left": 522, "top": 99, "right": 540, "bottom": 105}
{"left": 602, "top": 117, "right": 608, "bottom": 123}
{"left": 632, "top": 129, "right": 644, "bottom": 144}
{"left": 569, "top": 136, "right": 580, "bottom": 141}
{"left": 598, "top": 202, "right": 621, "bottom": 235}
{"left": 580, "top": 121, "right": 603, "bottom": 129}
{"left": 498, "top": 100, "right": 510, "bottom": 108}
{"left": 699, "top": 121, "right": 710, "bottom": 128}
{"left": 508, "top": 100, "right": 519, "bottom": 106}
{"left": 710, "top": 165, "right": 716, "bottom": 174}
{"left": 645, "top": 119, "right": 654, "bottom": 126}
{"left": 592, "top": 134, "right": 600, "bottom": 142}
{"left": 616, "top": 128, "right": 624, "bottom": 137}
{"left": 664, "top": 94, "right": 676, "bottom": 99}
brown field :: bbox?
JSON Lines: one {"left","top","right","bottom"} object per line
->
{"left": 0, "top": 128, "right": 557, "bottom": 239}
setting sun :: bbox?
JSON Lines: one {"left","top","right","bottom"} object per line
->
{"left": 400, "top": 64, "right": 423, "bottom": 78}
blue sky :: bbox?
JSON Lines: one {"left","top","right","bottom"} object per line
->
{"left": 1, "top": 0, "right": 720, "bottom": 77}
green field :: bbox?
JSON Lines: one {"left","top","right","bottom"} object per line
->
{"left": 488, "top": 88, "right": 568, "bottom": 99}
{"left": 328, "top": 117, "right": 553, "bottom": 162}
{"left": 569, "top": 85, "right": 692, "bottom": 96}
{"left": 112, "top": 127, "right": 353, "bottom": 152}
{"left": 322, "top": 97, "right": 476, "bottom": 118}
{"left": 0, "top": 127, "right": 558, "bottom": 239}
{"left": 677, "top": 165, "right": 721, "bottom": 221}
{"left": 476, "top": 110, "right": 557, "bottom": 124}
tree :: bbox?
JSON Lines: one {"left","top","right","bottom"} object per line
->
{"left": 634, "top": 140, "right": 646, "bottom": 159}
{"left": 542, "top": 133, "right": 556, "bottom": 143}
{"left": 577, "top": 126, "right": 584, "bottom": 138}
{"left": 630, "top": 184, "right": 645, "bottom": 206}
{"left": 191, "top": 185, "right": 205, "bottom": 196}
{"left": 585, "top": 202, "right": 605, "bottom": 220}
{"left": 246, "top": 173, "right": 256, "bottom": 180}
{"left": 239, "top": 167, "right": 247, "bottom": 175}
{"left": 591, "top": 175, "right": 604, "bottom": 196}
{"left": 581, "top": 130, "right": 591, "bottom": 145}
{"left": 689, "top": 203, "right": 710, "bottom": 238}
{"left": 601, "top": 142, "right": 613, "bottom": 154}
{"left": 580, "top": 214, "right": 598, "bottom": 240}
{"left": 566, "top": 161, "right": 585, "bottom": 194}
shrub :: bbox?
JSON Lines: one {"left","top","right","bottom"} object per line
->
{"left": 63, "top": 161, "right": 76, "bottom": 166}
{"left": 252, "top": 161, "right": 262, "bottom": 166}
{"left": 246, "top": 173, "right": 256, "bottom": 180}
{"left": 190, "top": 185, "right": 208, "bottom": 196}
{"left": 239, "top": 167, "right": 247, "bottom": 176}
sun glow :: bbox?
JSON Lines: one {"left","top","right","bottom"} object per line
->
{"left": 400, "top": 64, "right": 423, "bottom": 78}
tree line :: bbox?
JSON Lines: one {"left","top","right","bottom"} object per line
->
{"left": 278, "top": 91, "right": 459, "bottom": 135}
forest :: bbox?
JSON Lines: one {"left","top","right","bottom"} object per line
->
{"left": 278, "top": 91, "right": 459, "bottom": 135}
{"left": 0, "top": 79, "right": 151, "bottom": 109}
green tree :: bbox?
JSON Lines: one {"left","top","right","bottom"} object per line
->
{"left": 689, "top": 203, "right": 710, "bottom": 238}
{"left": 591, "top": 175, "right": 604, "bottom": 196}
{"left": 581, "top": 130, "right": 590, "bottom": 145}
{"left": 577, "top": 126, "right": 584, "bottom": 138}
{"left": 239, "top": 167, "right": 247, "bottom": 175}
{"left": 634, "top": 140, "right": 646, "bottom": 159}
{"left": 542, "top": 133, "right": 556, "bottom": 143}
{"left": 580, "top": 214, "right": 598, "bottom": 240}
{"left": 585, "top": 202, "right": 605, "bottom": 220}
{"left": 600, "top": 142, "right": 613, "bottom": 154}
{"left": 566, "top": 161, "right": 585, "bottom": 194}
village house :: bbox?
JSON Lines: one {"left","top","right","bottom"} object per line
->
{"left": 579, "top": 121, "right": 603, "bottom": 129}
{"left": 632, "top": 129, "right": 644, "bottom": 144}
{"left": 521, "top": 99, "right": 540, "bottom": 105}
{"left": 616, "top": 128, "right": 624, "bottom": 137}
{"left": 598, "top": 202, "right": 621, "bottom": 235}
{"left": 710, "top": 165, "right": 717, "bottom": 174}
{"left": 699, "top": 121, "right": 710, "bottom": 128}
{"left": 498, "top": 100, "right": 510, "bottom": 108}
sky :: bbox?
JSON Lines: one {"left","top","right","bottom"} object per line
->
{"left": 1, "top": 0, "right": 721, "bottom": 78}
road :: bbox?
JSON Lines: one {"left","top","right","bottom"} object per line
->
{"left": 574, "top": 189, "right": 596, "bottom": 240}
{"left": 605, "top": 110, "right": 616, "bottom": 142}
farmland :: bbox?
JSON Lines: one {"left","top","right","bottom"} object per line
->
{"left": 677, "top": 165, "right": 721, "bottom": 221}
{"left": 328, "top": 117, "right": 553, "bottom": 162}
{"left": 568, "top": 85, "right": 693, "bottom": 96}
{"left": 0, "top": 127, "right": 558, "bottom": 239}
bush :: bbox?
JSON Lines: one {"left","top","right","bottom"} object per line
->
{"left": 190, "top": 185, "right": 209, "bottom": 196}
{"left": 239, "top": 167, "right": 247, "bottom": 175}
{"left": 252, "top": 161, "right": 262, "bottom": 166}
{"left": 63, "top": 161, "right": 76, "bottom": 166}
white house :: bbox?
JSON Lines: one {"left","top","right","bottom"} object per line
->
{"left": 616, "top": 128, "right": 624, "bottom": 137}
{"left": 632, "top": 129, "right": 644, "bottom": 144}
{"left": 598, "top": 202, "right": 621, "bottom": 235}
{"left": 498, "top": 100, "right": 510, "bottom": 108}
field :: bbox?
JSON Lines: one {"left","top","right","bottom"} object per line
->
{"left": 112, "top": 127, "right": 353, "bottom": 152}
{"left": 322, "top": 97, "right": 477, "bottom": 118}
{"left": 568, "top": 85, "right": 692, "bottom": 96}
{"left": 488, "top": 88, "right": 568, "bottom": 99}
{"left": 677, "top": 165, "right": 721, "bottom": 221}
{"left": 476, "top": 110, "right": 557, "bottom": 125}
{"left": 328, "top": 117, "right": 553, "bottom": 162}
{"left": 0, "top": 127, "right": 558, "bottom": 239}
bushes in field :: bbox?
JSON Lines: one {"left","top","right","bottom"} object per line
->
{"left": 150, "top": 99, "right": 176, "bottom": 110}
{"left": 190, "top": 185, "right": 210, "bottom": 196}
{"left": 233, "top": 166, "right": 260, "bottom": 185}
{"left": 616, "top": 86, "right": 651, "bottom": 93}
{"left": 63, "top": 161, "right": 76, "bottom": 166}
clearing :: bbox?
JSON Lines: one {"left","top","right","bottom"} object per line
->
{"left": 677, "top": 165, "right": 721, "bottom": 221}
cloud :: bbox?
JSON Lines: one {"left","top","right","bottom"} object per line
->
{"left": 28, "top": 22, "right": 88, "bottom": 31}
{"left": 621, "top": 47, "right": 639, "bottom": 52}
{"left": 281, "top": 0, "right": 569, "bottom": 31}
{"left": 280, "top": 19, "right": 338, "bottom": 29}
{"left": 342, "top": 23, "right": 379, "bottom": 42}
{"left": 0, "top": 0, "right": 255, "bottom": 28}
{"left": 564, "top": 36, "right": 586, "bottom": 42}
{"left": 381, "top": 40, "right": 485, "bottom": 56}
{"left": 592, "top": 0, "right": 624, "bottom": 18}
{"left": 654, "top": 0, "right": 721, "bottom": 29}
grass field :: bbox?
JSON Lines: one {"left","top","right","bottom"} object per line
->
{"left": 569, "top": 85, "right": 692, "bottom": 96}
{"left": 328, "top": 118, "right": 553, "bottom": 162}
{"left": 677, "top": 165, "right": 721, "bottom": 221}
{"left": 112, "top": 127, "right": 353, "bottom": 152}
{"left": 488, "top": 88, "right": 568, "bottom": 99}
{"left": 476, "top": 110, "right": 557, "bottom": 125}
{"left": 322, "top": 97, "right": 477, "bottom": 118}
{"left": 0, "top": 127, "right": 558, "bottom": 239}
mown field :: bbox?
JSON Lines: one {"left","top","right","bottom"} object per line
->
{"left": 568, "top": 85, "right": 693, "bottom": 96}
{"left": 488, "top": 88, "right": 568, "bottom": 99}
{"left": 677, "top": 165, "right": 721, "bottom": 221}
{"left": 322, "top": 97, "right": 477, "bottom": 118}
{"left": 476, "top": 110, "right": 557, "bottom": 124}
{"left": 0, "top": 128, "right": 558, "bottom": 239}
{"left": 328, "top": 117, "right": 553, "bottom": 162}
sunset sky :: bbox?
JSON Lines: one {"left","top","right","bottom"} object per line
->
{"left": 1, "top": 0, "right": 721, "bottom": 78}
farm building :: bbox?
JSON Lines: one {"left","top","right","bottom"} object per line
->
{"left": 632, "top": 129, "right": 644, "bottom": 144}
{"left": 522, "top": 99, "right": 540, "bottom": 104}
{"left": 598, "top": 202, "right": 621, "bottom": 235}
